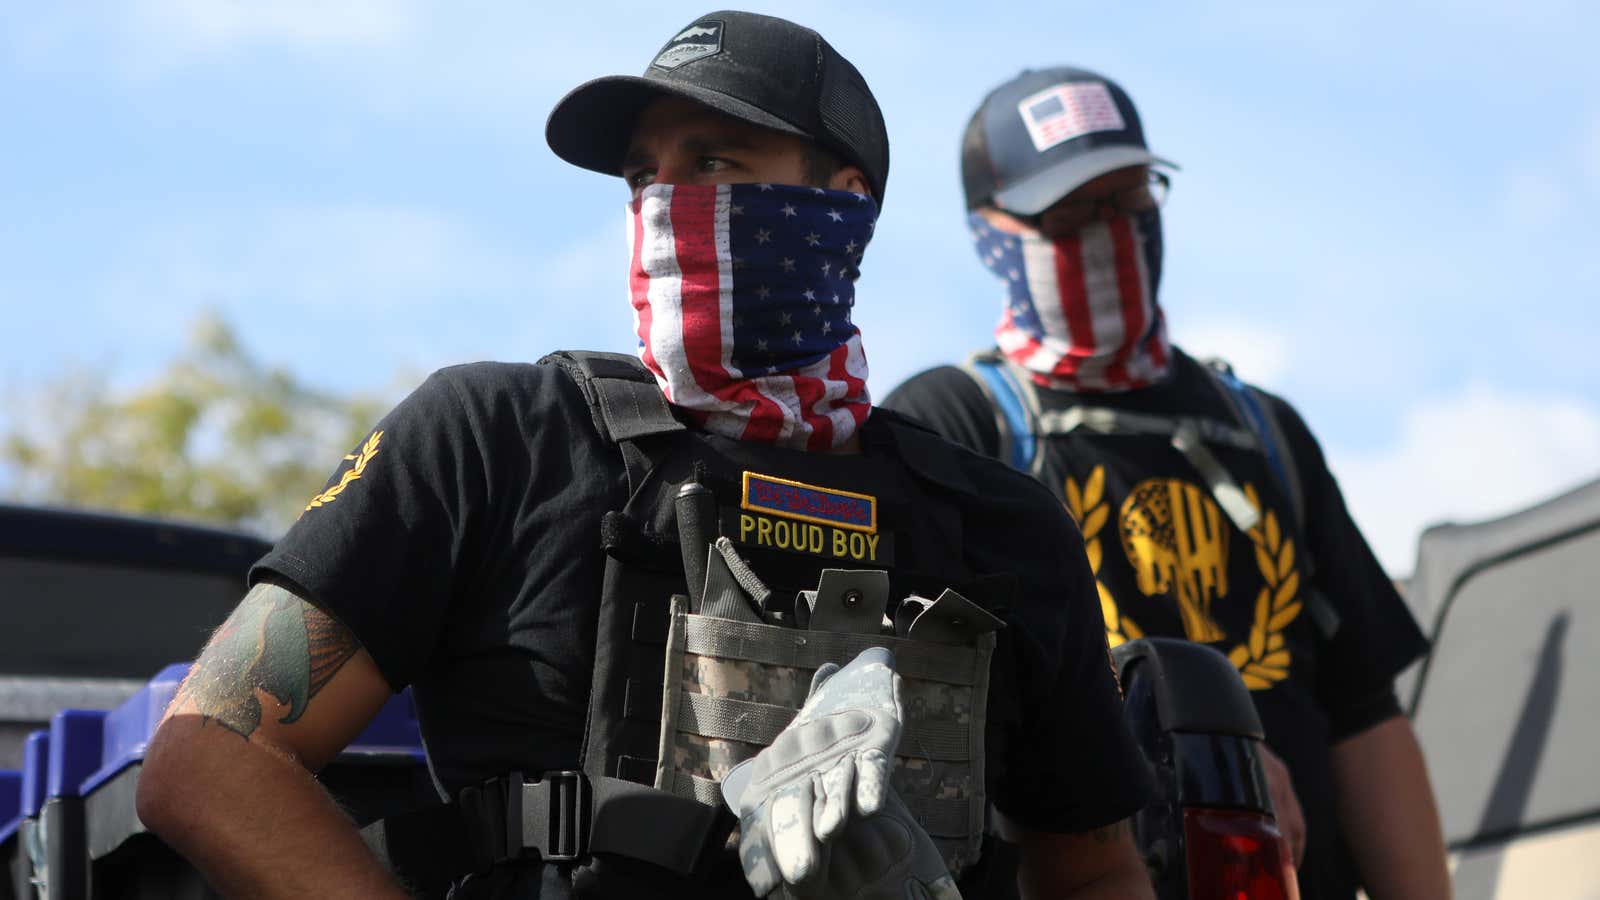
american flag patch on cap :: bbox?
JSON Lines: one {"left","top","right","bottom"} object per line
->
{"left": 1017, "top": 82, "right": 1125, "bottom": 153}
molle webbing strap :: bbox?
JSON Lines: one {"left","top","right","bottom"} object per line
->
{"left": 902, "top": 797, "right": 973, "bottom": 840}
{"left": 676, "top": 691, "right": 797, "bottom": 746}
{"left": 680, "top": 615, "right": 986, "bottom": 686}
{"left": 661, "top": 770, "right": 974, "bottom": 838}
{"left": 674, "top": 691, "right": 972, "bottom": 760}
{"left": 656, "top": 596, "right": 997, "bottom": 873}
{"left": 670, "top": 771, "right": 728, "bottom": 806}
{"left": 666, "top": 772, "right": 972, "bottom": 839}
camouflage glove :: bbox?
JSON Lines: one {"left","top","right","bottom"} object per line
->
{"left": 721, "top": 646, "right": 905, "bottom": 894}
{"left": 767, "top": 788, "right": 963, "bottom": 900}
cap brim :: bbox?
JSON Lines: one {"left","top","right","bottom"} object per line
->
{"left": 993, "top": 146, "right": 1179, "bottom": 216}
{"left": 546, "top": 74, "right": 812, "bottom": 180}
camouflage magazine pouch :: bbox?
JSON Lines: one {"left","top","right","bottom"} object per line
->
{"left": 653, "top": 596, "right": 997, "bottom": 876}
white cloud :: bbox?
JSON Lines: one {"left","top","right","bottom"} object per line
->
{"left": 1176, "top": 319, "right": 1294, "bottom": 389}
{"left": 1328, "top": 383, "right": 1600, "bottom": 574}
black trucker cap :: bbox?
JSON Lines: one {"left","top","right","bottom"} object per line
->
{"left": 962, "top": 67, "right": 1176, "bottom": 215}
{"left": 546, "top": 11, "right": 890, "bottom": 204}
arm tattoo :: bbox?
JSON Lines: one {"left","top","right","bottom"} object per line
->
{"left": 1090, "top": 820, "right": 1127, "bottom": 844}
{"left": 176, "top": 583, "right": 360, "bottom": 739}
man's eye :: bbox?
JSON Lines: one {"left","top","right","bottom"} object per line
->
{"left": 627, "top": 170, "right": 656, "bottom": 189}
{"left": 697, "top": 156, "right": 733, "bottom": 173}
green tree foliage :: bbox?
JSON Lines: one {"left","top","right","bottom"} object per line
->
{"left": 2, "top": 313, "right": 389, "bottom": 535}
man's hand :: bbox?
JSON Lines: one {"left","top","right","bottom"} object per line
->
{"left": 1260, "top": 744, "right": 1307, "bottom": 867}
{"left": 723, "top": 646, "right": 909, "bottom": 893}
{"left": 747, "top": 788, "right": 962, "bottom": 900}
{"left": 136, "top": 581, "right": 407, "bottom": 900}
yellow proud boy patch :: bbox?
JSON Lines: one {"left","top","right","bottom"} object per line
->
{"left": 721, "top": 472, "right": 893, "bottom": 564}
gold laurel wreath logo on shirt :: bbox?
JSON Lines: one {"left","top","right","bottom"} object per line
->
{"left": 1227, "top": 482, "right": 1301, "bottom": 690}
{"left": 302, "top": 430, "right": 383, "bottom": 514}
{"left": 1070, "top": 467, "right": 1303, "bottom": 691}
{"left": 1064, "top": 466, "right": 1144, "bottom": 649}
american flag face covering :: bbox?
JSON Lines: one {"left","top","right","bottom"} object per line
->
{"left": 971, "top": 211, "right": 1172, "bottom": 392}
{"left": 629, "top": 182, "right": 875, "bottom": 450}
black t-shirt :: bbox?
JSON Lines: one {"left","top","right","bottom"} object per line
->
{"left": 252, "top": 361, "right": 1152, "bottom": 896}
{"left": 883, "top": 349, "right": 1428, "bottom": 900}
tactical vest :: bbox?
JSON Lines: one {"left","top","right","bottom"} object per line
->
{"left": 520, "top": 351, "right": 1020, "bottom": 898}
{"left": 960, "top": 349, "right": 1340, "bottom": 641}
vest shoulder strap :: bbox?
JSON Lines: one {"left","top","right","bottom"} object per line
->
{"left": 538, "top": 350, "right": 686, "bottom": 444}
{"left": 539, "top": 351, "right": 687, "bottom": 494}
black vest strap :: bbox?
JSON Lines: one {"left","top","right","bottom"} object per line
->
{"left": 453, "top": 771, "right": 733, "bottom": 878}
{"left": 539, "top": 351, "right": 685, "bottom": 443}
{"left": 539, "top": 351, "right": 687, "bottom": 493}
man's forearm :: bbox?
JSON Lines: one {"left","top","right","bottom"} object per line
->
{"left": 139, "top": 714, "right": 409, "bottom": 899}
{"left": 1056, "top": 870, "right": 1157, "bottom": 900}
{"left": 1331, "top": 715, "right": 1452, "bottom": 900}
{"left": 1013, "top": 819, "right": 1156, "bottom": 900}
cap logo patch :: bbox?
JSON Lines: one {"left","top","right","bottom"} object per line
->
{"left": 652, "top": 19, "right": 724, "bottom": 70}
{"left": 1017, "top": 82, "right": 1125, "bottom": 153}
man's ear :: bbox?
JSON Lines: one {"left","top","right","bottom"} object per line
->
{"left": 978, "top": 205, "right": 1029, "bottom": 235}
{"left": 828, "top": 165, "right": 871, "bottom": 198}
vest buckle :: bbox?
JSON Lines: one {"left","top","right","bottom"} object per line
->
{"left": 519, "top": 770, "right": 591, "bottom": 863}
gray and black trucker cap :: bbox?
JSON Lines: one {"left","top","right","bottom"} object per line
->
{"left": 962, "top": 67, "right": 1176, "bottom": 215}
{"left": 546, "top": 11, "right": 890, "bottom": 203}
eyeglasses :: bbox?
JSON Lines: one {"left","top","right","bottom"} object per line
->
{"left": 1014, "top": 170, "right": 1171, "bottom": 234}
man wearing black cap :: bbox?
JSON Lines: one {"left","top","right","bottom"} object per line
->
{"left": 137, "top": 19, "right": 1156, "bottom": 900}
{"left": 884, "top": 67, "right": 1452, "bottom": 899}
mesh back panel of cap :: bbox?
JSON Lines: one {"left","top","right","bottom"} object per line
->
{"left": 960, "top": 111, "right": 992, "bottom": 210}
{"left": 818, "top": 45, "right": 887, "bottom": 201}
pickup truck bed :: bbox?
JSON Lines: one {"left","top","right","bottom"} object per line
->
{"left": 1404, "top": 477, "right": 1600, "bottom": 897}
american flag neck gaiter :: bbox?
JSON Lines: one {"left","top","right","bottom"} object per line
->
{"left": 629, "top": 182, "right": 875, "bottom": 451}
{"left": 970, "top": 211, "right": 1172, "bottom": 392}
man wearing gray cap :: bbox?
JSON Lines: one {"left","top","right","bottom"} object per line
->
{"left": 136, "top": 21, "right": 1157, "bottom": 900}
{"left": 885, "top": 67, "right": 1451, "bottom": 900}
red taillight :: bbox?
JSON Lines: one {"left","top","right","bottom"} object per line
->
{"left": 1184, "top": 808, "right": 1300, "bottom": 900}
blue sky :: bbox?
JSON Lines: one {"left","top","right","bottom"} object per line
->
{"left": 2, "top": 1, "right": 1597, "bottom": 571}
